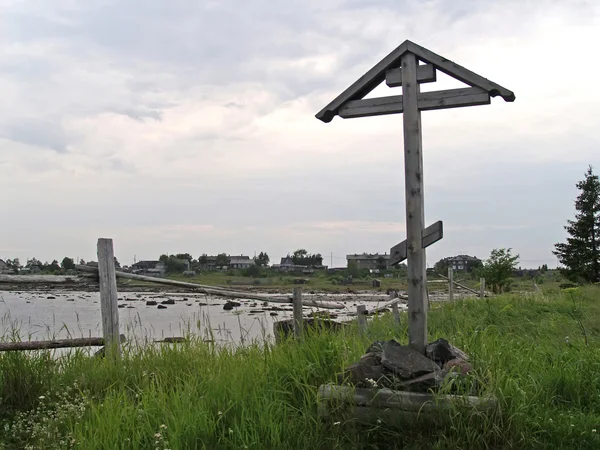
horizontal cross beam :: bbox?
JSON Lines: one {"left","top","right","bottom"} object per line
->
{"left": 338, "top": 87, "right": 490, "bottom": 119}
{"left": 390, "top": 221, "right": 443, "bottom": 266}
{"left": 385, "top": 64, "right": 436, "bottom": 87}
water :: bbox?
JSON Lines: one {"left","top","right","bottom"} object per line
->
{"left": 0, "top": 290, "right": 397, "bottom": 348}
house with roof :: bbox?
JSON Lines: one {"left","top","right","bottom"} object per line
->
{"left": 131, "top": 260, "right": 167, "bottom": 276}
{"left": 228, "top": 255, "right": 255, "bottom": 269}
{"left": 446, "top": 255, "right": 482, "bottom": 272}
{"left": 346, "top": 253, "right": 390, "bottom": 270}
{"left": 0, "top": 259, "right": 12, "bottom": 274}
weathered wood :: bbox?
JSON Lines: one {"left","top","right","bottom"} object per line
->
{"left": 386, "top": 64, "right": 436, "bottom": 87}
{"left": 0, "top": 336, "right": 125, "bottom": 352}
{"left": 0, "top": 274, "right": 82, "bottom": 284}
{"left": 293, "top": 287, "right": 303, "bottom": 339}
{"left": 97, "top": 239, "right": 121, "bottom": 358}
{"left": 480, "top": 278, "right": 486, "bottom": 298}
{"left": 404, "top": 40, "right": 515, "bottom": 102}
{"left": 357, "top": 305, "right": 367, "bottom": 332}
{"left": 318, "top": 385, "right": 497, "bottom": 413}
{"left": 75, "top": 265, "right": 344, "bottom": 310}
{"left": 402, "top": 52, "right": 427, "bottom": 354}
{"left": 390, "top": 221, "right": 443, "bottom": 266}
{"left": 448, "top": 267, "right": 454, "bottom": 302}
{"left": 436, "top": 273, "right": 480, "bottom": 296}
{"left": 391, "top": 302, "right": 401, "bottom": 326}
{"left": 339, "top": 88, "right": 490, "bottom": 119}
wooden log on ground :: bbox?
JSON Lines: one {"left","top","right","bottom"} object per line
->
{"left": 436, "top": 273, "right": 482, "bottom": 296}
{"left": 346, "top": 297, "right": 407, "bottom": 316}
{"left": 0, "top": 274, "right": 82, "bottom": 284}
{"left": 75, "top": 265, "right": 344, "bottom": 310}
{"left": 318, "top": 385, "right": 497, "bottom": 413}
{"left": 0, "top": 337, "right": 109, "bottom": 352}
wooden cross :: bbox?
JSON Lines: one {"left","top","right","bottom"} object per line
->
{"left": 316, "top": 40, "right": 514, "bottom": 354}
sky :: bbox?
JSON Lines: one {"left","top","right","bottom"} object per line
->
{"left": 0, "top": 0, "right": 598, "bottom": 269}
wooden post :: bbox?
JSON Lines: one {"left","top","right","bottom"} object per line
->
{"left": 391, "top": 302, "right": 401, "bottom": 326}
{"left": 401, "top": 52, "right": 427, "bottom": 353}
{"left": 448, "top": 267, "right": 454, "bottom": 302}
{"left": 480, "top": 278, "right": 486, "bottom": 298}
{"left": 97, "top": 238, "right": 121, "bottom": 358}
{"left": 293, "top": 287, "right": 303, "bottom": 339}
{"left": 357, "top": 305, "right": 367, "bottom": 333}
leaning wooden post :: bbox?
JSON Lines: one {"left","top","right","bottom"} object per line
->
{"left": 391, "top": 302, "right": 401, "bottom": 326}
{"left": 97, "top": 238, "right": 121, "bottom": 358}
{"left": 448, "top": 267, "right": 454, "bottom": 302}
{"left": 401, "top": 52, "right": 427, "bottom": 353}
{"left": 480, "top": 278, "right": 486, "bottom": 298}
{"left": 292, "top": 287, "right": 303, "bottom": 339}
{"left": 357, "top": 305, "right": 367, "bottom": 333}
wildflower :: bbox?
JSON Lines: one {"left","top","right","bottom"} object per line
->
{"left": 160, "top": 424, "right": 168, "bottom": 430}
{"left": 38, "top": 396, "right": 46, "bottom": 400}
{"left": 333, "top": 421, "right": 341, "bottom": 426}
{"left": 154, "top": 433, "right": 162, "bottom": 439}
{"left": 376, "top": 419, "right": 382, "bottom": 425}
{"left": 228, "top": 428, "right": 234, "bottom": 435}
{"left": 593, "top": 429, "right": 597, "bottom": 433}
{"left": 549, "top": 418, "right": 553, "bottom": 422}
{"left": 571, "top": 424, "right": 575, "bottom": 427}
{"left": 218, "top": 411, "right": 223, "bottom": 416}
{"left": 365, "top": 378, "right": 378, "bottom": 387}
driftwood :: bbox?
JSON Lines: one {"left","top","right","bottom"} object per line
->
{"left": 0, "top": 337, "right": 107, "bottom": 352}
{"left": 75, "top": 265, "right": 344, "bottom": 310}
{"left": 318, "top": 384, "right": 497, "bottom": 413}
{"left": 0, "top": 274, "right": 81, "bottom": 284}
{"left": 435, "top": 273, "right": 483, "bottom": 297}
{"left": 346, "top": 297, "right": 407, "bottom": 316}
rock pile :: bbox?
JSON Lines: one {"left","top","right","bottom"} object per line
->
{"left": 338, "top": 338, "right": 471, "bottom": 392}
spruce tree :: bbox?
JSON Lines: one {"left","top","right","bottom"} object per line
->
{"left": 553, "top": 166, "right": 600, "bottom": 283}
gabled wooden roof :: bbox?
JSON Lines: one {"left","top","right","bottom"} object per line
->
{"left": 316, "top": 40, "right": 515, "bottom": 123}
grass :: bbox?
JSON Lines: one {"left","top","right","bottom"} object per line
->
{"left": 1, "top": 286, "right": 600, "bottom": 449}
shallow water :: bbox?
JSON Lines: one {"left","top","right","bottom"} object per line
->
{"left": 0, "top": 290, "right": 397, "bottom": 348}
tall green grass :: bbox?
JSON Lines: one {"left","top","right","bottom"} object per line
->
{"left": 1, "top": 287, "right": 600, "bottom": 449}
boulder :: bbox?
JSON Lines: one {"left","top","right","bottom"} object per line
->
{"left": 223, "top": 301, "right": 242, "bottom": 311}
{"left": 426, "top": 338, "right": 469, "bottom": 364}
{"left": 146, "top": 300, "right": 158, "bottom": 306}
{"left": 161, "top": 299, "right": 175, "bottom": 305}
{"left": 157, "top": 304, "right": 168, "bottom": 309}
{"left": 338, "top": 352, "right": 386, "bottom": 386}
{"left": 443, "top": 358, "right": 472, "bottom": 375}
{"left": 381, "top": 340, "right": 440, "bottom": 379}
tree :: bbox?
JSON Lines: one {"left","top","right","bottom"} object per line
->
{"left": 554, "top": 166, "right": 600, "bottom": 283}
{"left": 215, "top": 253, "right": 230, "bottom": 268}
{"left": 291, "top": 249, "right": 323, "bottom": 266}
{"left": 293, "top": 249, "right": 308, "bottom": 261}
{"left": 166, "top": 256, "right": 187, "bottom": 273}
{"left": 61, "top": 257, "right": 75, "bottom": 271}
{"left": 114, "top": 257, "right": 121, "bottom": 269}
{"left": 198, "top": 254, "right": 208, "bottom": 265}
{"left": 79, "top": 259, "right": 86, "bottom": 265}
{"left": 478, "top": 248, "right": 519, "bottom": 293}
{"left": 48, "top": 260, "right": 61, "bottom": 273}
{"left": 433, "top": 258, "right": 450, "bottom": 275}
{"left": 159, "top": 254, "right": 169, "bottom": 264}
{"left": 254, "top": 252, "right": 270, "bottom": 267}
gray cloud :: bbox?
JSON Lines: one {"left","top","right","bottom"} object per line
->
{"left": 1, "top": 118, "right": 69, "bottom": 153}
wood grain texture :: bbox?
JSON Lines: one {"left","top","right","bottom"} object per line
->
{"left": 401, "top": 52, "right": 428, "bottom": 354}
{"left": 293, "top": 287, "right": 303, "bottom": 339}
{"left": 390, "top": 221, "right": 443, "bottom": 266}
{"left": 386, "top": 64, "right": 436, "bottom": 87}
{"left": 0, "top": 275, "right": 81, "bottom": 284}
{"left": 357, "top": 305, "right": 367, "bottom": 332}
{"left": 448, "top": 267, "right": 454, "bottom": 302}
{"left": 97, "top": 238, "right": 121, "bottom": 358}
{"left": 0, "top": 337, "right": 106, "bottom": 352}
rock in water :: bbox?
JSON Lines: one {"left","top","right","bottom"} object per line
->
{"left": 146, "top": 300, "right": 158, "bottom": 306}
{"left": 157, "top": 305, "right": 168, "bottom": 309}
{"left": 161, "top": 299, "right": 175, "bottom": 305}
{"left": 381, "top": 340, "right": 440, "bottom": 379}
{"left": 223, "top": 301, "right": 241, "bottom": 311}
{"left": 426, "top": 338, "right": 469, "bottom": 364}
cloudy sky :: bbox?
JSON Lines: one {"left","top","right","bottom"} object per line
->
{"left": 0, "top": 0, "right": 598, "bottom": 268}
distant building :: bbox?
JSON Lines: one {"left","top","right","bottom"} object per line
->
{"left": 271, "top": 255, "right": 309, "bottom": 273}
{"left": 229, "top": 256, "right": 255, "bottom": 269}
{"left": 446, "top": 255, "right": 482, "bottom": 272}
{"left": 131, "top": 260, "right": 167, "bottom": 277}
{"left": 346, "top": 253, "right": 391, "bottom": 270}
{"left": 0, "top": 259, "right": 11, "bottom": 274}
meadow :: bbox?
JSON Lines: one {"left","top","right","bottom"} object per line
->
{"left": 1, "top": 284, "right": 599, "bottom": 449}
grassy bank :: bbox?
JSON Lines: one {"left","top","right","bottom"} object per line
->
{"left": 1, "top": 287, "right": 600, "bottom": 449}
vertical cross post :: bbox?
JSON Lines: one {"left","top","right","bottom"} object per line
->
{"left": 292, "top": 287, "right": 304, "bottom": 339}
{"left": 401, "top": 52, "right": 427, "bottom": 353}
{"left": 97, "top": 238, "right": 121, "bottom": 358}
{"left": 448, "top": 267, "right": 454, "bottom": 302}
{"left": 480, "top": 278, "right": 486, "bottom": 298}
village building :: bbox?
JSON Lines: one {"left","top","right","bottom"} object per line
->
{"left": 130, "top": 260, "right": 167, "bottom": 277}
{"left": 446, "top": 255, "right": 482, "bottom": 272}
{"left": 0, "top": 259, "right": 12, "bottom": 274}
{"left": 228, "top": 255, "right": 255, "bottom": 269}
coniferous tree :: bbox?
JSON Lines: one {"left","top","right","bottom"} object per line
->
{"left": 553, "top": 166, "right": 600, "bottom": 283}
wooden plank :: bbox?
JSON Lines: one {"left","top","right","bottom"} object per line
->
{"left": 418, "top": 87, "right": 490, "bottom": 111}
{"left": 436, "top": 272, "right": 480, "bottom": 296}
{"left": 448, "top": 267, "right": 454, "bottom": 302}
{"left": 339, "top": 88, "right": 489, "bottom": 119}
{"left": 386, "top": 64, "right": 436, "bottom": 87}
{"left": 357, "top": 305, "right": 367, "bottom": 332}
{"left": 0, "top": 274, "right": 82, "bottom": 284}
{"left": 97, "top": 238, "right": 121, "bottom": 358}
{"left": 480, "top": 278, "right": 486, "bottom": 298}
{"left": 293, "top": 287, "right": 303, "bottom": 339}
{"left": 0, "top": 337, "right": 106, "bottom": 352}
{"left": 390, "top": 221, "right": 443, "bottom": 266}
{"left": 316, "top": 41, "right": 409, "bottom": 122}
{"left": 318, "top": 385, "right": 498, "bottom": 413}
{"left": 401, "top": 52, "right": 428, "bottom": 354}
{"left": 75, "top": 265, "right": 344, "bottom": 310}
{"left": 405, "top": 40, "right": 515, "bottom": 102}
